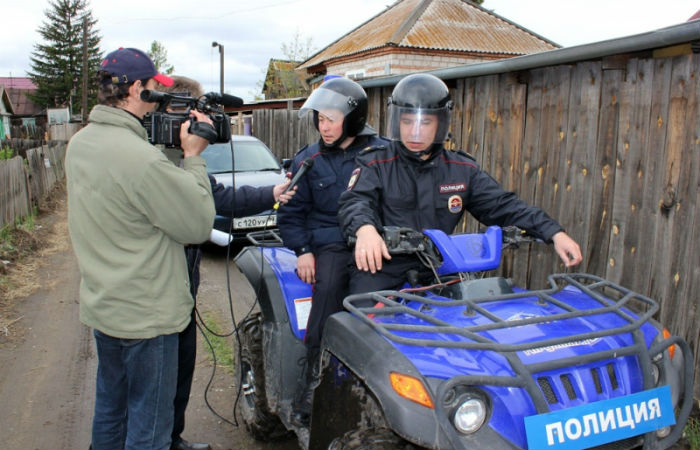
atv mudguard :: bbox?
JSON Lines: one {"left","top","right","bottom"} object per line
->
{"left": 235, "top": 246, "right": 308, "bottom": 415}
{"left": 312, "top": 311, "right": 518, "bottom": 450}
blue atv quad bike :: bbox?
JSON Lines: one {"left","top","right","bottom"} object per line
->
{"left": 234, "top": 226, "right": 694, "bottom": 450}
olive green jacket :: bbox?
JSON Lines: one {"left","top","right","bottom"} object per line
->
{"left": 66, "top": 105, "right": 215, "bottom": 339}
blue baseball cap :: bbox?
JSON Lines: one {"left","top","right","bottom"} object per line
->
{"left": 100, "top": 47, "right": 173, "bottom": 87}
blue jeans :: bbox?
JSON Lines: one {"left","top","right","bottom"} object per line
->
{"left": 91, "top": 329, "right": 179, "bottom": 450}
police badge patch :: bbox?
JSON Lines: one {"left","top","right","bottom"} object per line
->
{"left": 448, "top": 195, "right": 463, "bottom": 213}
{"left": 347, "top": 167, "right": 361, "bottom": 190}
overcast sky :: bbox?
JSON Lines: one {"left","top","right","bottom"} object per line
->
{"left": 3, "top": 0, "right": 698, "bottom": 102}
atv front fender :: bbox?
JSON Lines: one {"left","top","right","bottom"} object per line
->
{"left": 315, "top": 311, "right": 519, "bottom": 450}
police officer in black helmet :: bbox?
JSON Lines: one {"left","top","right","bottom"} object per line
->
{"left": 277, "top": 76, "right": 388, "bottom": 426}
{"left": 338, "top": 73, "right": 582, "bottom": 294}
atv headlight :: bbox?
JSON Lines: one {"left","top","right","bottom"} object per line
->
{"left": 453, "top": 398, "right": 486, "bottom": 434}
{"left": 650, "top": 361, "right": 660, "bottom": 385}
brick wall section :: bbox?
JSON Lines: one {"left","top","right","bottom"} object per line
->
{"left": 328, "top": 53, "right": 486, "bottom": 79}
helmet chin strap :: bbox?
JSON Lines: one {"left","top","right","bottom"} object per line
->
{"left": 319, "top": 130, "right": 349, "bottom": 150}
{"left": 399, "top": 143, "right": 441, "bottom": 160}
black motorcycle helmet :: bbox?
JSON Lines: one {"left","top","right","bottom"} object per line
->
{"left": 386, "top": 73, "right": 453, "bottom": 146}
{"left": 299, "top": 77, "right": 368, "bottom": 147}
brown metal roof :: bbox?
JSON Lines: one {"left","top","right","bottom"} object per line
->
{"left": 298, "top": 0, "right": 559, "bottom": 70}
{"left": 0, "top": 77, "right": 43, "bottom": 116}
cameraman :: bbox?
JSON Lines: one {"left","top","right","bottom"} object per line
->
{"left": 157, "top": 75, "right": 295, "bottom": 450}
{"left": 66, "top": 48, "right": 215, "bottom": 450}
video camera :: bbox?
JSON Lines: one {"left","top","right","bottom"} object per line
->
{"left": 141, "top": 90, "right": 243, "bottom": 147}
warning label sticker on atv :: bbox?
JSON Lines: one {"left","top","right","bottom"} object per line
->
{"left": 524, "top": 385, "right": 675, "bottom": 450}
{"left": 294, "top": 297, "right": 312, "bottom": 330}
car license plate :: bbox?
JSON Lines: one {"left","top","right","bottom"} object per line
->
{"left": 233, "top": 214, "right": 276, "bottom": 229}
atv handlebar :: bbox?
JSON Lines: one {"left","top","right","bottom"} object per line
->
{"left": 347, "top": 225, "right": 540, "bottom": 255}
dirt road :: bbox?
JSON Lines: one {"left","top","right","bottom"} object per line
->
{"left": 0, "top": 200, "right": 298, "bottom": 450}
{"left": 0, "top": 194, "right": 695, "bottom": 450}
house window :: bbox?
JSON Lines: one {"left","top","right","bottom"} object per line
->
{"left": 22, "top": 118, "right": 36, "bottom": 135}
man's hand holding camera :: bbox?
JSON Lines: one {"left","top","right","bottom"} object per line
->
{"left": 180, "top": 110, "right": 213, "bottom": 158}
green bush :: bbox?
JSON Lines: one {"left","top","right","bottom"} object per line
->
{"left": 0, "top": 146, "right": 14, "bottom": 160}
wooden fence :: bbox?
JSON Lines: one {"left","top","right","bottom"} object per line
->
{"left": 252, "top": 109, "right": 316, "bottom": 161}
{"left": 0, "top": 143, "right": 66, "bottom": 229}
{"left": 253, "top": 35, "right": 700, "bottom": 399}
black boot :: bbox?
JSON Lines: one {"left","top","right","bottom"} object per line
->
{"left": 291, "top": 348, "right": 319, "bottom": 427}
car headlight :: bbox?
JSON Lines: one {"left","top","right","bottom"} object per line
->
{"left": 453, "top": 397, "right": 487, "bottom": 434}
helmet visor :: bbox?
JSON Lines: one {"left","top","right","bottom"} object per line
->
{"left": 387, "top": 105, "right": 451, "bottom": 146}
{"left": 298, "top": 87, "right": 358, "bottom": 121}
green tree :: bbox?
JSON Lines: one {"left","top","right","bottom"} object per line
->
{"left": 281, "top": 28, "right": 316, "bottom": 62}
{"left": 256, "top": 30, "right": 315, "bottom": 100}
{"left": 27, "top": 0, "right": 101, "bottom": 116}
{"left": 147, "top": 40, "right": 174, "bottom": 75}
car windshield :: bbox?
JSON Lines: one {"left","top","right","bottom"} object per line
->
{"left": 202, "top": 141, "right": 281, "bottom": 173}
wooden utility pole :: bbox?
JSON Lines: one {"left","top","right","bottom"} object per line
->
{"left": 81, "top": 18, "right": 88, "bottom": 125}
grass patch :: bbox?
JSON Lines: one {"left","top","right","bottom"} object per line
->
{"left": 685, "top": 412, "right": 700, "bottom": 450}
{"left": 0, "top": 212, "right": 38, "bottom": 261}
{"left": 199, "top": 311, "right": 235, "bottom": 374}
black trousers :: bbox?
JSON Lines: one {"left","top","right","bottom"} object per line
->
{"left": 348, "top": 254, "right": 429, "bottom": 295}
{"left": 172, "top": 246, "right": 202, "bottom": 442}
{"left": 303, "top": 243, "right": 352, "bottom": 353}
{"left": 172, "top": 309, "right": 196, "bottom": 442}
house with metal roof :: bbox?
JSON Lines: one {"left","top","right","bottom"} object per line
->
{"left": 297, "top": 0, "right": 559, "bottom": 85}
{"left": 0, "top": 77, "right": 44, "bottom": 139}
{"left": 261, "top": 59, "right": 310, "bottom": 100}
{"left": 0, "top": 87, "right": 14, "bottom": 139}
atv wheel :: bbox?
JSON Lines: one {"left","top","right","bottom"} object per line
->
{"left": 235, "top": 312, "right": 289, "bottom": 441}
{"left": 328, "top": 428, "right": 417, "bottom": 450}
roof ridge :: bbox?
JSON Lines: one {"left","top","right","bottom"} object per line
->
{"left": 389, "top": 0, "right": 433, "bottom": 44}
{"left": 298, "top": 0, "right": 400, "bottom": 68}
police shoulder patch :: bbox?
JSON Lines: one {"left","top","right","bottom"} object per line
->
{"left": 347, "top": 167, "right": 361, "bottom": 190}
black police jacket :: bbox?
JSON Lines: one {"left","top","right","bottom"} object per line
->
{"left": 277, "top": 131, "right": 389, "bottom": 256}
{"left": 338, "top": 142, "right": 564, "bottom": 243}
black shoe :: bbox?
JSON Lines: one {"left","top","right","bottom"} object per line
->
{"left": 171, "top": 438, "right": 212, "bottom": 450}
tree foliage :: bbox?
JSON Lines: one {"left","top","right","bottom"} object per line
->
{"left": 281, "top": 28, "right": 316, "bottom": 62}
{"left": 148, "top": 41, "right": 175, "bottom": 75}
{"left": 256, "top": 30, "right": 315, "bottom": 100}
{"left": 27, "top": 0, "right": 102, "bottom": 115}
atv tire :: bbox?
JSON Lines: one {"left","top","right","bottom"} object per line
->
{"left": 328, "top": 428, "right": 417, "bottom": 450}
{"left": 235, "top": 312, "right": 289, "bottom": 441}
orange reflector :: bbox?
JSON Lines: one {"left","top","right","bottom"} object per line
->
{"left": 663, "top": 329, "right": 675, "bottom": 360}
{"left": 389, "top": 372, "right": 434, "bottom": 409}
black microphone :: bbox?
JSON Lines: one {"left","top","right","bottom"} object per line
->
{"left": 203, "top": 92, "right": 244, "bottom": 107}
{"left": 274, "top": 158, "right": 314, "bottom": 210}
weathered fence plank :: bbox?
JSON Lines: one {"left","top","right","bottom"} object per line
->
{"left": 0, "top": 143, "right": 67, "bottom": 229}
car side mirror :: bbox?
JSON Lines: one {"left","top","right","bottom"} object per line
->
{"left": 281, "top": 158, "right": 292, "bottom": 170}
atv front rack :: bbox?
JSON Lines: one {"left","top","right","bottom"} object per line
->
{"left": 342, "top": 273, "right": 694, "bottom": 435}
